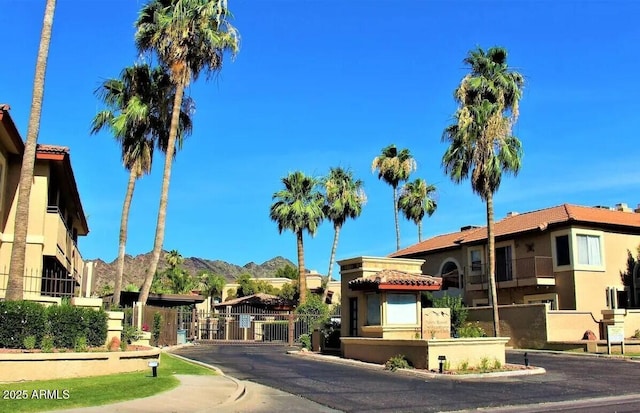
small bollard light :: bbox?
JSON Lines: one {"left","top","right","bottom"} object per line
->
{"left": 524, "top": 352, "right": 529, "bottom": 367}
{"left": 149, "top": 360, "right": 159, "bottom": 377}
{"left": 438, "top": 355, "right": 447, "bottom": 374}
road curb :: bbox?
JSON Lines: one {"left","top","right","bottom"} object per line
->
{"left": 288, "top": 350, "right": 545, "bottom": 379}
{"left": 166, "top": 349, "right": 248, "bottom": 405}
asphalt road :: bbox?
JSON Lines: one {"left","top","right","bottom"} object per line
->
{"left": 174, "top": 345, "right": 640, "bottom": 412}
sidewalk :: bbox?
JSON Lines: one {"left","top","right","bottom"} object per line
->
{"left": 48, "top": 374, "right": 244, "bottom": 413}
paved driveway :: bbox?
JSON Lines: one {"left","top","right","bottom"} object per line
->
{"left": 174, "top": 345, "right": 640, "bottom": 412}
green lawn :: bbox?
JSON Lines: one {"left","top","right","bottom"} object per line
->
{"left": 0, "top": 353, "right": 214, "bottom": 413}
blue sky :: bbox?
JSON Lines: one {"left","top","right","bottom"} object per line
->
{"left": 2, "top": 1, "right": 639, "bottom": 279}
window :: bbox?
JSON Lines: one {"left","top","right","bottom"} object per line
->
{"left": 577, "top": 234, "right": 601, "bottom": 266}
{"left": 386, "top": 294, "right": 417, "bottom": 324}
{"left": 470, "top": 250, "right": 482, "bottom": 271}
{"left": 440, "top": 261, "right": 460, "bottom": 289}
{"left": 555, "top": 235, "right": 570, "bottom": 266}
{"left": 366, "top": 293, "right": 380, "bottom": 325}
{"left": 349, "top": 297, "right": 358, "bottom": 336}
{"left": 495, "top": 246, "right": 513, "bottom": 282}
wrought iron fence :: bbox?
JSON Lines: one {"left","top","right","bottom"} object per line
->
{"left": 0, "top": 268, "right": 76, "bottom": 298}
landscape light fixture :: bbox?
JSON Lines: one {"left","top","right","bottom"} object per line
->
{"left": 149, "top": 360, "right": 159, "bottom": 377}
{"left": 438, "top": 355, "right": 447, "bottom": 374}
{"left": 524, "top": 352, "right": 529, "bottom": 367}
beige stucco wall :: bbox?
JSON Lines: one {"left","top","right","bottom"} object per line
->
{"left": 0, "top": 159, "right": 87, "bottom": 298}
{"left": 0, "top": 348, "right": 161, "bottom": 382}
{"left": 340, "top": 337, "right": 508, "bottom": 370}
{"left": 546, "top": 310, "right": 601, "bottom": 341}
{"left": 467, "top": 304, "right": 548, "bottom": 348}
{"left": 220, "top": 275, "right": 341, "bottom": 305}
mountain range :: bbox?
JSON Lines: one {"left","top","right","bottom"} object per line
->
{"left": 90, "top": 251, "right": 297, "bottom": 292}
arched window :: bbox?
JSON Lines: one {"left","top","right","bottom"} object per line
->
{"left": 441, "top": 261, "right": 461, "bottom": 290}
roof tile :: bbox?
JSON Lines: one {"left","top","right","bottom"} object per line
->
{"left": 391, "top": 204, "right": 640, "bottom": 256}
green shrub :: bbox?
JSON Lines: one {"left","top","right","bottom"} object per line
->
{"left": 122, "top": 325, "right": 142, "bottom": 344}
{"left": 152, "top": 312, "right": 162, "bottom": 346}
{"left": 23, "top": 335, "right": 37, "bottom": 350}
{"left": 45, "top": 304, "right": 107, "bottom": 349}
{"left": 0, "top": 301, "right": 46, "bottom": 348}
{"left": 493, "top": 358, "right": 502, "bottom": 369}
{"left": 479, "top": 357, "right": 490, "bottom": 371}
{"left": 426, "top": 293, "right": 468, "bottom": 337}
{"left": 84, "top": 309, "right": 108, "bottom": 347}
{"left": 120, "top": 338, "right": 128, "bottom": 351}
{"left": 299, "top": 333, "right": 311, "bottom": 350}
{"left": 458, "top": 322, "right": 486, "bottom": 338}
{"left": 385, "top": 354, "right": 411, "bottom": 372}
{"left": 74, "top": 336, "right": 88, "bottom": 353}
{"left": 634, "top": 329, "right": 640, "bottom": 339}
{"left": 321, "top": 320, "right": 341, "bottom": 349}
{"left": 458, "top": 360, "right": 470, "bottom": 371}
{"left": 296, "top": 294, "right": 330, "bottom": 329}
{"left": 41, "top": 335, "right": 54, "bottom": 353}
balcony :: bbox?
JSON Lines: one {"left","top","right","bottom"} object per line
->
{"left": 44, "top": 206, "right": 84, "bottom": 279}
{"left": 465, "top": 256, "right": 554, "bottom": 291}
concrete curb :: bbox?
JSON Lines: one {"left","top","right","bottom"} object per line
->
{"left": 166, "top": 348, "right": 247, "bottom": 406}
{"left": 509, "top": 348, "right": 640, "bottom": 363}
{"left": 288, "top": 350, "right": 546, "bottom": 379}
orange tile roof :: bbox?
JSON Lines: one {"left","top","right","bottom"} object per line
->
{"left": 348, "top": 269, "right": 442, "bottom": 291}
{"left": 37, "top": 144, "right": 70, "bottom": 154}
{"left": 390, "top": 204, "right": 640, "bottom": 256}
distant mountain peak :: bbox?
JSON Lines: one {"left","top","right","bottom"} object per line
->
{"left": 90, "top": 252, "right": 297, "bottom": 291}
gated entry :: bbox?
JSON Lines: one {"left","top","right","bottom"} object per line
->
{"left": 195, "top": 305, "right": 326, "bottom": 345}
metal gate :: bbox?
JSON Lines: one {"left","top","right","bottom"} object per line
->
{"left": 194, "top": 304, "right": 325, "bottom": 345}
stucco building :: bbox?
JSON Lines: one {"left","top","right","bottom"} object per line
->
{"left": 389, "top": 203, "right": 640, "bottom": 316}
{"left": 0, "top": 104, "right": 91, "bottom": 302}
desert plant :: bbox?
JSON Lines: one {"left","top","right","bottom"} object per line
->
{"left": 458, "top": 360, "right": 470, "bottom": 371}
{"left": 493, "top": 358, "right": 502, "bottom": 369}
{"left": 152, "top": 312, "right": 162, "bottom": 346}
{"left": 479, "top": 357, "right": 490, "bottom": 371}
{"left": 458, "top": 322, "right": 487, "bottom": 338}
{"left": 120, "top": 338, "right": 128, "bottom": 351}
{"left": 427, "top": 293, "right": 468, "bottom": 337}
{"left": 299, "top": 333, "right": 311, "bottom": 350}
{"left": 385, "top": 354, "right": 411, "bottom": 372}
{"left": 108, "top": 336, "right": 121, "bottom": 352}
{"left": 23, "top": 335, "right": 36, "bottom": 350}
{"left": 122, "top": 325, "right": 142, "bottom": 344}
{"left": 74, "top": 336, "right": 89, "bottom": 353}
{"left": 41, "top": 335, "right": 54, "bottom": 353}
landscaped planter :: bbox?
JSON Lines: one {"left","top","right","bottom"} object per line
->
{"left": 0, "top": 348, "right": 161, "bottom": 382}
{"left": 340, "top": 337, "right": 509, "bottom": 370}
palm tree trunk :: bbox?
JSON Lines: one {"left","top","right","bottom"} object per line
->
{"left": 393, "top": 185, "right": 400, "bottom": 250}
{"left": 297, "top": 230, "right": 307, "bottom": 304}
{"left": 138, "top": 81, "right": 185, "bottom": 305}
{"left": 112, "top": 168, "right": 137, "bottom": 308}
{"left": 322, "top": 224, "right": 341, "bottom": 304}
{"left": 5, "top": 0, "right": 56, "bottom": 301}
{"left": 486, "top": 193, "right": 500, "bottom": 337}
{"left": 418, "top": 220, "right": 422, "bottom": 243}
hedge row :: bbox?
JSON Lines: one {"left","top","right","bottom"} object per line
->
{"left": 0, "top": 301, "right": 107, "bottom": 349}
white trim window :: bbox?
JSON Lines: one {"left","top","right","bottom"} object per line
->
{"left": 386, "top": 293, "right": 417, "bottom": 325}
{"left": 366, "top": 293, "right": 381, "bottom": 326}
{"left": 576, "top": 234, "right": 602, "bottom": 266}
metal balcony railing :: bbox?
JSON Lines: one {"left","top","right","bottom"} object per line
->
{"left": 466, "top": 256, "right": 554, "bottom": 286}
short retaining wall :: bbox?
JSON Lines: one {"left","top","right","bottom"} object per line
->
{"left": 341, "top": 337, "right": 509, "bottom": 370}
{"left": 0, "top": 348, "right": 161, "bottom": 382}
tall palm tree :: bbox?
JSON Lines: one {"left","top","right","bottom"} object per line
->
{"left": 5, "top": 0, "right": 56, "bottom": 301}
{"left": 398, "top": 178, "right": 437, "bottom": 242}
{"left": 322, "top": 167, "right": 366, "bottom": 303}
{"left": 135, "top": 0, "right": 239, "bottom": 305}
{"left": 91, "top": 64, "right": 193, "bottom": 307}
{"left": 371, "top": 144, "right": 416, "bottom": 251}
{"left": 269, "top": 172, "right": 324, "bottom": 304}
{"left": 442, "top": 46, "right": 524, "bottom": 337}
